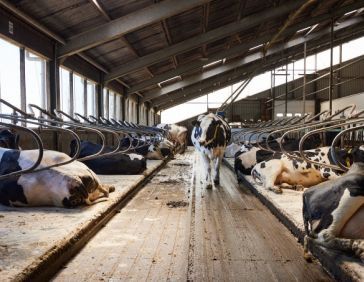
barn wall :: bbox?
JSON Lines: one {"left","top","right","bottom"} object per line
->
{"left": 224, "top": 99, "right": 261, "bottom": 122}
{"left": 320, "top": 92, "right": 364, "bottom": 114}
{"left": 274, "top": 100, "right": 315, "bottom": 118}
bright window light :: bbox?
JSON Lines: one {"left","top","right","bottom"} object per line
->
{"left": 286, "top": 113, "right": 293, "bottom": 117}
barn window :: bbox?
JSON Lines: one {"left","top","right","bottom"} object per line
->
{"left": 109, "top": 90, "right": 115, "bottom": 119}
{"left": 87, "top": 81, "right": 96, "bottom": 117}
{"left": 25, "top": 50, "right": 47, "bottom": 117}
{"left": 103, "top": 88, "right": 109, "bottom": 118}
{"left": 59, "top": 67, "right": 71, "bottom": 117}
{"left": 73, "top": 73, "right": 85, "bottom": 117}
{"left": 0, "top": 38, "right": 21, "bottom": 115}
{"left": 115, "top": 95, "right": 122, "bottom": 120}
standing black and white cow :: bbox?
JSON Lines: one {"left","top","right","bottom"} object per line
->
{"left": 251, "top": 146, "right": 364, "bottom": 193}
{"left": 303, "top": 160, "right": 364, "bottom": 262}
{"left": 0, "top": 148, "right": 115, "bottom": 207}
{"left": 191, "top": 113, "right": 231, "bottom": 189}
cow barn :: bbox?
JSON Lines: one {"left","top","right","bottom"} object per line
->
{"left": 0, "top": 0, "right": 364, "bottom": 281}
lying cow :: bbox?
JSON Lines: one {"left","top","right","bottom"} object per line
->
{"left": 156, "top": 123, "right": 188, "bottom": 154}
{"left": 235, "top": 136, "right": 321, "bottom": 176}
{"left": 0, "top": 129, "right": 19, "bottom": 149}
{"left": 121, "top": 137, "right": 173, "bottom": 160}
{"left": 70, "top": 140, "right": 147, "bottom": 175}
{"left": 191, "top": 113, "right": 231, "bottom": 189}
{"left": 251, "top": 146, "right": 364, "bottom": 193}
{"left": 303, "top": 161, "right": 364, "bottom": 262}
{"left": 224, "top": 143, "right": 241, "bottom": 158}
{"left": 0, "top": 148, "right": 114, "bottom": 207}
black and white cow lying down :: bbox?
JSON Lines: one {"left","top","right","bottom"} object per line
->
{"left": 234, "top": 135, "right": 321, "bottom": 176}
{"left": 192, "top": 113, "right": 231, "bottom": 189}
{"left": 251, "top": 146, "right": 364, "bottom": 193}
{"left": 303, "top": 161, "right": 364, "bottom": 262}
{"left": 156, "top": 123, "right": 188, "bottom": 154}
{"left": 0, "top": 148, "right": 115, "bottom": 207}
{"left": 120, "top": 137, "right": 173, "bottom": 160}
{"left": 70, "top": 140, "right": 147, "bottom": 175}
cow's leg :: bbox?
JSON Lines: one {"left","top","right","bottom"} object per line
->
{"left": 213, "top": 155, "right": 223, "bottom": 186}
{"left": 258, "top": 160, "right": 284, "bottom": 194}
{"left": 201, "top": 153, "right": 212, "bottom": 189}
{"left": 279, "top": 183, "right": 305, "bottom": 191}
{"left": 86, "top": 184, "right": 115, "bottom": 205}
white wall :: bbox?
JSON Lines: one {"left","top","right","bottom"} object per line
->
{"left": 274, "top": 100, "right": 315, "bottom": 119}
{"left": 321, "top": 92, "right": 364, "bottom": 115}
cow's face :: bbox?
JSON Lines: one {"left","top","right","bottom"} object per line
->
{"left": 0, "top": 129, "right": 20, "bottom": 149}
{"left": 194, "top": 116, "right": 221, "bottom": 146}
{"left": 352, "top": 146, "right": 364, "bottom": 163}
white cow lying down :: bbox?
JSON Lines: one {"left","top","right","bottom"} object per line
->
{"left": 0, "top": 148, "right": 114, "bottom": 207}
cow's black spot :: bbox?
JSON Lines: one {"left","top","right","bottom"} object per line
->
{"left": 306, "top": 163, "right": 312, "bottom": 169}
{"left": 321, "top": 152, "right": 325, "bottom": 156}
{"left": 234, "top": 158, "right": 253, "bottom": 175}
{"left": 306, "top": 152, "right": 318, "bottom": 158}
{"left": 323, "top": 172, "right": 331, "bottom": 179}
{"left": 260, "top": 162, "right": 266, "bottom": 169}
{"left": 324, "top": 168, "right": 330, "bottom": 172}
{"left": 293, "top": 160, "right": 299, "bottom": 169}
{"left": 0, "top": 150, "right": 28, "bottom": 206}
{"left": 313, "top": 158, "right": 319, "bottom": 162}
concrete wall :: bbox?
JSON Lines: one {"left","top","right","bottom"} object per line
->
{"left": 320, "top": 92, "right": 364, "bottom": 114}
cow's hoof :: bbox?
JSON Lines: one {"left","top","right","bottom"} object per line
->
{"left": 294, "top": 184, "right": 305, "bottom": 191}
{"left": 206, "top": 184, "right": 213, "bottom": 189}
{"left": 269, "top": 186, "right": 282, "bottom": 194}
{"left": 303, "top": 251, "right": 313, "bottom": 263}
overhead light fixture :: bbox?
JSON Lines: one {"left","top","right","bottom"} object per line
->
{"left": 158, "top": 76, "right": 181, "bottom": 87}
{"left": 249, "top": 44, "right": 264, "bottom": 51}
{"left": 344, "top": 9, "right": 357, "bottom": 16}
{"left": 203, "top": 60, "right": 222, "bottom": 69}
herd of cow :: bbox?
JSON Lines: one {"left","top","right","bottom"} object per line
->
{"left": 0, "top": 101, "right": 363, "bottom": 264}
{"left": 219, "top": 108, "right": 364, "bottom": 262}
{"left": 0, "top": 100, "right": 188, "bottom": 208}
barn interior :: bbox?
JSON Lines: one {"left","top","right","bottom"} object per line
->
{"left": 0, "top": 0, "right": 364, "bottom": 281}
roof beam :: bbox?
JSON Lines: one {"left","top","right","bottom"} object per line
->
{"left": 155, "top": 24, "right": 364, "bottom": 110}
{"left": 127, "top": 0, "right": 364, "bottom": 94}
{"left": 153, "top": 52, "right": 291, "bottom": 109}
{"left": 58, "top": 0, "right": 210, "bottom": 58}
{"left": 105, "top": 0, "right": 308, "bottom": 81}
{"left": 142, "top": 17, "right": 363, "bottom": 102}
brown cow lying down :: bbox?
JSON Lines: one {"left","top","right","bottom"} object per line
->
{"left": 0, "top": 148, "right": 114, "bottom": 208}
{"left": 251, "top": 146, "right": 364, "bottom": 193}
{"left": 303, "top": 162, "right": 364, "bottom": 262}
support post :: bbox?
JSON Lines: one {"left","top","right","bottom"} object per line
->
{"left": 285, "top": 59, "right": 288, "bottom": 117}
{"left": 136, "top": 96, "right": 140, "bottom": 124}
{"left": 83, "top": 78, "right": 87, "bottom": 116}
{"left": 303, "top": 41, "right": 307, "bottom": 115}
{"left": 19, "top": 47, "right": 26, "bottom": 114}
{"left": 49, "top": 43, "right": 60, "bottom": 149}
{"left": 328, "top": 18, "right": 334, "bottom": 112}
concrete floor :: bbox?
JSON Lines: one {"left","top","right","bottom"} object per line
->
{"left": 53, "top": 149, "right": 331, "bottom": 281}
{"left": 0, "top": 160, "right": 164, "bottom": 281}
{"left": 224, "top": 157, "right": 364, "bottom": 281}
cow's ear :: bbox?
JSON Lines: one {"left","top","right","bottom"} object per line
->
{"left": 15, "top": 134, "right": 20, "bottom": 149}
{"left": 192, "top": 120, "right": 199, "bottom": 127}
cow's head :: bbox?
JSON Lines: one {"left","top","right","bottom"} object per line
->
{"left": 352, "top": 146, "right": 364, "bottom": 163}
{"left": 0, "top": 129, "right": 20, "bottom": 149}
{"left": 192, "top": 114, "right": 222, "bottom": 146}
